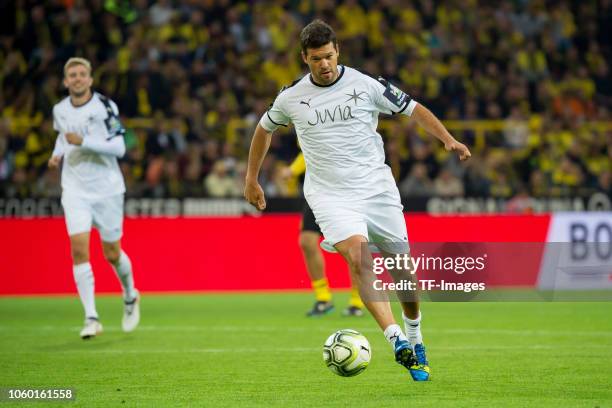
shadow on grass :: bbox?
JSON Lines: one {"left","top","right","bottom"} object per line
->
{"left": 37, "top": 334, "right": 135, "bottom": 353}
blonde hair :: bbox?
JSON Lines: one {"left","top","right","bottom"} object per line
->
{"left": 63, "top": 57, "right": 92, "bottom": 77}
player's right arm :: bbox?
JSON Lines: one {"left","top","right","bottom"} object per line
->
{"left": 48, "top": 137, "right": 65, "bottom": 168}
{"left": 245, "top": 124, "right": 273, "bottom": 210}
{"left": 244, "top": 90, "right": 291, "bottom": 210}
{"left": 48, "top": 106, "right": 66, "bottom": 169}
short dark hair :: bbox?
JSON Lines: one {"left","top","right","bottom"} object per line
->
{"left": 300, "top": 19, "right": 337, "bottom": 54}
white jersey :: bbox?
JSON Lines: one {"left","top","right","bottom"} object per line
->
{"left": 259, "top": 65, "right": 417, "bottom": 201}
{"left": 52, "top": 92, "right": 126, "bottom": 200}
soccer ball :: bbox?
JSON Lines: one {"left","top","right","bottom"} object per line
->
{"left": 323, "top": 329, "right": 371, "bottom": 377}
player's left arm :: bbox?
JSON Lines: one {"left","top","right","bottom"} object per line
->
{"left": 370, "top": 75, "right": 471, "bottom": 161}
{"left": 66, "top": 132, "right": 126, "bottom": 157}
{"left": 411, "top": 104, "right": 471, "bottom": 161}
{"left": 65, "top": 99, "right": 126, "bottom": 158}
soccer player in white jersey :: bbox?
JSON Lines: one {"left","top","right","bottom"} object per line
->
{"left": 48, "top": 57, "right": 140, "bottom": 339}
{"left": 245, "top": 21, "right": 471, "bottom": 381}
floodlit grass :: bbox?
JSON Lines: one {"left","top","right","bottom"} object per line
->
{"left": 1, "top": 293, "right": 611, "bottom": 407}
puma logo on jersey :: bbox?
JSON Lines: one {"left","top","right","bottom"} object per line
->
{"left": 300, "top": 98, "right": 312, "bottom": 108}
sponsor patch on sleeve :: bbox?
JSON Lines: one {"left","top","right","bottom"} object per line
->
{"left": 382, "top": 81, "right": 408, "bottom": 108}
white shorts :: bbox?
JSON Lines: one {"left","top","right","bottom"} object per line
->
{"left": 61, "top": 193, "right": 124, "bottom": 242}
{"left": 308, "top": 189, "right": 409, "bottom": 254}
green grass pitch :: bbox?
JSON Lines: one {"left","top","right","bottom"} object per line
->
{"left": 1, "top": 293, "right": 611, "bottom": 407}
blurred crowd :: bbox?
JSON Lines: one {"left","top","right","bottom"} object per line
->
{"left": 0, "top": 0, "right": 610, "bottom": 204}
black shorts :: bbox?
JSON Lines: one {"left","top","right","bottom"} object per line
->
{"left": 301, "top": 200, "right": 321, "bottom": 234}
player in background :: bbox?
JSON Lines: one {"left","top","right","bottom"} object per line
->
{"left": 245, "top": 20, "right": 471, "bottom": 381}
{"left": 283, "top": 153, "right": 364, "bottom": 317}
{"left": 48, "top": 57, "right": 140, "bottom": 339}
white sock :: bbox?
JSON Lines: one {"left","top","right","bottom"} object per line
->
{"left": 112, "top": 250, "right": 137, "bottom": 301}
{"left": 383, "top": 324, "right": 408, "bottom": 349}
{"left": 403, "top": 312, "right": 423, "bottom": 346}
{"left": 73, "top": 262, "right": 98, "bottom": 320}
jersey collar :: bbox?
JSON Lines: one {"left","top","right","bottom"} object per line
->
{"left": 70, "top": 91, "right": 95, "bottom": 108}
{"left": 309, "top": 65, "right": 345, "bottom": 88}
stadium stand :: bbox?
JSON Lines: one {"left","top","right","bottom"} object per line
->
{"left": 0, "top": 0, "right": 610, "bottom": 201}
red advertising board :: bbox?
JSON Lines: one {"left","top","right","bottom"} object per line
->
{"left": 0, "top": 214, "right": 551, "bottom": 295}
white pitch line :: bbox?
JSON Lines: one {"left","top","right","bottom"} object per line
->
{"left": 1, "top": 325, "right": 611, "bottom": 338}
{"left": 0, "top": 344, "right": 611, "bottom": 355}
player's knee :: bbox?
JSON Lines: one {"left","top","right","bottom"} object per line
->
{"left": 345, "top": 246, "right": 364, "bottom": 273}
{"left": 345, "top": 246, "right": 373, "bottom": 277}
{"left": 299, "top": 233, "right": 319, "bottom": 254}
{"left": 103, "top": 246, "right": 120, "bottom": 264}
{"left": 71, "top": 246, "right": 89, "bottom": 264}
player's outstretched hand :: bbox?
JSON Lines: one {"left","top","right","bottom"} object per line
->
{"left": 244, "top": 180, "right": 266, "bottom": 211}
{"left": 65, "top": 132, "right": 83, "bottom": 146}
{"left": 48, "top": 155, "right": 62, "bottom": 168}
{"left": 445, "top": 140, "right": 471, "bottom": 161}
